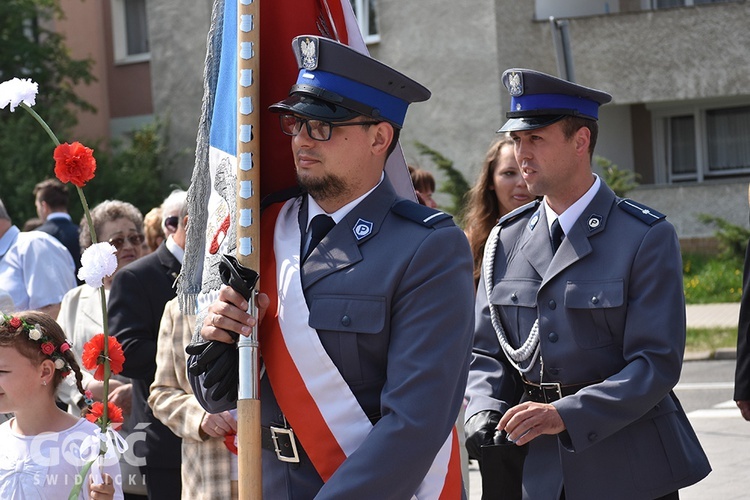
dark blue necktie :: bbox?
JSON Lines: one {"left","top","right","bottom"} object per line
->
{"left": 304, "top": 214, "right": 335, "bottom": 261}
{"left": 550, "top": 218, "right": 564, "bottom": 254}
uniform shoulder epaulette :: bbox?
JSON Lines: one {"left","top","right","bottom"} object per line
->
{"left": 391, "top": 200, "right": 453, "bottom": 227}
{"left": 498, "top": 199, "right": 540, "bottom": 227}
{"left": 617, "top": 198, "right": 665, "bottom": 226}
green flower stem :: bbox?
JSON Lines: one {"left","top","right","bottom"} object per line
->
{"left": 67, "top": 458, "right": 94, "bottom": 500}
{"left": 76, "top": 186, "right": 97, "bottom": 245}
{"left": 21, "top": 102, "right": 60, "bottom": 146}
{"left": 75, "top": 184, "right": 110, "bottom": 442}
{"left": 99, "top": 285, "right": 111, "bottom": 439}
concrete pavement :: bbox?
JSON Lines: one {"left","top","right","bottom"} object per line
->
{"left": 686, "top": 302, "right": 740, "bottom": 329}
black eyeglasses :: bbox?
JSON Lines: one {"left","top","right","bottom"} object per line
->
{"left": 164, "top": 215, "right": 179, "bottom": 230}
{"left": 108, "top": 234, "right": 145, "bottom": 250}
{"left": 278, "top": 114, "right": 381, "bottom": 141}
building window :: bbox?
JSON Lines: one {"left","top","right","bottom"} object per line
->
{"left": 536, "top": 0, "right": 738, "bottom": 19}
{"left": 656, "top": 103, "right": 750, "bottom": 183}
{"left": 112, "top": 0, "right": 150, "bottom": 64}
{"left": 350, "top": 0, "right": 380, "bottom": 44}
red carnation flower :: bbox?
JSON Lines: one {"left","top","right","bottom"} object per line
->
{"left": 53, "top": 141, "right": 96, "bottom": 187}
{"left": 85, "top": 401, "right": 124, "bottom": 430}
{"left": 40, "top": 342, "right": 55, "bottom": 355}
{"left": 81, "top": 334, "right": 125, "bottom": 380}
{"left": 9, "top": 317, "right": 21, "bottom": 329}
{"left": 224, "top": 433, "right": 238, "bottom": 455}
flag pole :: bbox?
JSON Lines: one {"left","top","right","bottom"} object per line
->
{"left": 235, "top": 0, "right": 262, "bottom": 498}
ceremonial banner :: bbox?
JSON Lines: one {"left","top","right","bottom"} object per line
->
{"left": 181, "top": 0, "right": 415, "bottom": 306}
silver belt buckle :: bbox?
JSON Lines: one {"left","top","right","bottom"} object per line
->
{"left": 540, "top": 382, "right": 563, "bottom": 403}
{"left": 270, "top": 425, "right": 300, "bottom": 463}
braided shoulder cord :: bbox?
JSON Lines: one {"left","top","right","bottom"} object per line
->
{"left": 482, "top": 224, "right": 540, "bottom": 374}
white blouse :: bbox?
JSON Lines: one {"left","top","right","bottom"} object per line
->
{"left": 0, "top": 418, "right": 123, "bottom": 500}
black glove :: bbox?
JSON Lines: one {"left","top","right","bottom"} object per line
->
{"left": 185, "top": 254, "right": 259, "bottom": 402}
{"left": 186, "top": 340, "right": 238, "bottom": 401}
{"left": 464, "top": 410, "right": 502, "bottom": 460}
{"left": 219, "top": 254, "right": 259, "bottom": 302}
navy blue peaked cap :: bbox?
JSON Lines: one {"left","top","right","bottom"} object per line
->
{"left": 269, "top": 35, "right": 430, "bottom": 128}
{"left": 498, "top": 68, "right": 612, "bottom": 133}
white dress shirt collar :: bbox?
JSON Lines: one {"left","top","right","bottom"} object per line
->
{"left": 544, "top": 174, "right": 601, "bottom": 235}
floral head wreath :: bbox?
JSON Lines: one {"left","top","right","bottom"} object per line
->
{"left": 0, "top": 311, "right": 72, "bottom": 376}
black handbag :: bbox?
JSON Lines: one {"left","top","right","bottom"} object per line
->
{"left": 479, "top": 431, "right": 528, "bottom": 500}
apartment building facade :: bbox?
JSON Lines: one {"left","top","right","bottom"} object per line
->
{"left": 62, "top": 0, "right": 750, "bottom": 241}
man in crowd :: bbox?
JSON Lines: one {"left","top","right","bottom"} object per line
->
{"left": 0, "top": 197, "right": 75, "bottom": 317}
{"left": 33, "top": 178, "right": 81, "bottom": 276}
{"left": 187, "top": 35, "right": 475, "bottom": 498}
{"left": 464, "top": 68, "right": 710, "bottom": 499}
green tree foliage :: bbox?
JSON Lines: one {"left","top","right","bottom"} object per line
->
{"left": 593, "top": 156, "right": 639, "bottom": 197}
{"left": 81, "top": 121, "right": 180, "bottom": 224}
{"left": 1, "top": 1, "right": 176, "bottom": 225}
{"left": 413, "top": 141, "right": 471, "bottom": 223}
{"left": 697, "top": 214, "right": 750, "bottom": 263}
{"left": 0, "top": 0, "right": 95, "bottom": 223}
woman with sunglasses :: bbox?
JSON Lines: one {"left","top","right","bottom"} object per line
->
{"left": 56, "top": 200, "right": 148, "bottom": 498}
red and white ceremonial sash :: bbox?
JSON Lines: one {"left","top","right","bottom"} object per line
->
{"left": 259, "top": 199, "right": 462, "bottom": 498}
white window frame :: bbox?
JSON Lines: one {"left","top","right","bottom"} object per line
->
{"left": 350, "top": 0, "right": 380, "bottom": 44}
{"left": 650, "top": 97, "right": 750, "bottom": 184}
{"left": 111, "top": 0, "right": 150, "bottom": 65}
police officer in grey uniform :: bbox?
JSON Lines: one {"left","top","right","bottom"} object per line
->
{"left": 464, "top": 69, "right": 711, "bottom": 499}
{"left": 188, "top": 36, "right": 474, "bottom": 498}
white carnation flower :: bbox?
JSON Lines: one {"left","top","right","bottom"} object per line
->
{"left": 78, "top": 242, "right": 119, "bottom": 288}
{"left": 55, "top": 358, "right": 66, "bottom": 370}
{"left": 0, "top": 78, "right": 39, "bottom": 112}
{"left": 0, "top": 314, "right": 5, "bottom": 326}
{"left": 28, "top": 326, "right": 43, "bottom": 341}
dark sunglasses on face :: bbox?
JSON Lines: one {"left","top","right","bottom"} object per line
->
{"left": 108, "top": 233, "right": 145, "bottom": 250}
{"left": 278, "top": 114, "right": 381, "bottom": 141}
{"left": 164, "top": 216, "right": 179, "bottom": 229}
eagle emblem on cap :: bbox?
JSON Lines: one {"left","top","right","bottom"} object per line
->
{"left": 507, "top": 71, "right": 523, "bottom": 97}
{"left": 300, "top": 37, "right": 318, "bottom": 70}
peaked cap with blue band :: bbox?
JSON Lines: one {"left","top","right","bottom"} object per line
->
{"left": 269, "top": 35, "right": 430, "bottom": 128}
{"left": 498, "top": 68, "right": 612, "bottom": 133}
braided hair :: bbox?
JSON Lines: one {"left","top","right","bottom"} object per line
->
{"left": 0, "top": 311, "right": 86, "bottom": 399}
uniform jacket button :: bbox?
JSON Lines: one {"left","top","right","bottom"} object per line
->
{"left": 548, "top": 332, "right": 559, "bottom": 343}
{"left": 591, "top": 296, "right": 599, "bottom": 304}
{"left": 511, "top": 293, "right": 518, "bottom": 302}
{"left": 548, "top": 300, "right": 556, "bottom": 310}
{"left": 341, "top": 315, "right": 351, "bottom": 327}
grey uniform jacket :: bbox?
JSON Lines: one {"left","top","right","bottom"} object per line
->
{"left": 465, "top": 182, "right": 710, "bottom": 499}
{"left": 190, "top": 179, "right": 475, "bottom": 499}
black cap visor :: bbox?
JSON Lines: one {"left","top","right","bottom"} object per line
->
{"left": 269, "top": 93, "right": 361, "bottom": 122}
{"left": 497, "top": 114, "right": 567, "bottom": 133}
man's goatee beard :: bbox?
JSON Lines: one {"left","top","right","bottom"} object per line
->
{"left": 297, "top": 172, "right": 349, "bottom": 202}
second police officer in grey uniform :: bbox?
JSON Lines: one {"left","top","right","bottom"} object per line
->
{"left": 464, "top": 68, "right": 711, "bottom": 499}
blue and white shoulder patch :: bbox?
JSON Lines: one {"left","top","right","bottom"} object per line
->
{"left": 391, "top": 200, "right": 453, "bottom": 227}
{"left": 617, "top": 198, "right": 665, "bottom": 226}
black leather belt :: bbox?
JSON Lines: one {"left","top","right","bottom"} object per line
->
{"left": 261, "top": 425, "right": 300, "bottom": 463}
{"left": 522, "top": 379, "right": 600, "bottom": 403}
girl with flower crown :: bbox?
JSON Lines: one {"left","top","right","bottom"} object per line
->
{"left": 0, "top": 310, "right": 122, "bottom": 500}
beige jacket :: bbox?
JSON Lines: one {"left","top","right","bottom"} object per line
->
{"left": 149, "top": 298, "right": 235, "bottom": 500}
